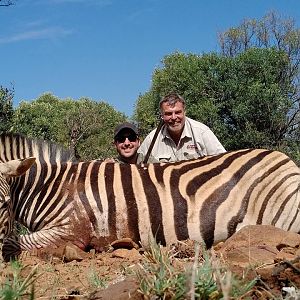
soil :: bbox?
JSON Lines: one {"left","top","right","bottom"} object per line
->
{"left": 1, "top": 225, "right": 300, "bottom": 300}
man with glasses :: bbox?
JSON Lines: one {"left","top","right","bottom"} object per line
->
{"left": 113, "top": 122, "right": 142, "bottom": 164}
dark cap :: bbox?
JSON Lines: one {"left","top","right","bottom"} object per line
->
{"left": 114, "top": 122, "right": 138, "bottom": 138}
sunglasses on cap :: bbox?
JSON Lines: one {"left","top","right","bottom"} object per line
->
{"left": 115, "top": 134, "right": 138, "bottom": 143}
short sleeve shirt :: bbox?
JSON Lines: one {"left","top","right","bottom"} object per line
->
{"left": 138, "top": 117, "right": 226, "bottom": 163}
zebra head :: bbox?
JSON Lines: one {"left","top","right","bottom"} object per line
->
{"left": 0, "top": 157, "right": 36, "bottom": 256}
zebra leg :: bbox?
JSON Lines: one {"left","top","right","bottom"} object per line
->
{"left": 1, "top": 230, "right": 80, "bottom": 262}
{"left": 3, "top": 213, "right": 94, "bottom": 259}
{"left": 0, "top": 158, "right": 36, "bottom": 261}
{"left": 1, "top": 228, "right": 72, "bottom": 261}
{"left": 4, "top": 224, "right": 92, "bottom": 258}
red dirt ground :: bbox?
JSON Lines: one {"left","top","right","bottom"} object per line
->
{"left": 1, "top": 225, "right": 299, "bottom": 299}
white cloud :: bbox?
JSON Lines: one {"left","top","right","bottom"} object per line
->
{"left": 0, "top": 26, "right": 72, "bottom": 44}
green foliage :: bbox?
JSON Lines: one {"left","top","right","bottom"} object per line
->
{"left": 133, "top": 91, "right": 160, "bottom": 137}
{"left": 134, "top": 12, "right": 300, "bottom": 164}
{"left": 219, "top": 48, "right": 292, "bottom": 149}
{"left": 11, "top": 93, "right": 126, "bottom": 160}
{"left": 87, "top": 268, "right": 108, "bottom": 289}
{"left": 136, "top": 241, "right": 256, "bottom": 299}
{"left": 218, "top": 11, "right": 300, "bottom": 162}
{"left": 12, "top": 94, "right": 62, "bottom": 141}
{"left": 134, "top": 48, "right": 299, "bottom": 164}
{"left": 0, "top": 86, "right": 14, "bottom": 134}
{"left": 0, "top": 261, "right": 39, "bottom": 300}
{"left": 14, "top": 223, "right": 29, "bottom": 236}
{"left": 218, "top": 11, "right": 300, "bottom": 61}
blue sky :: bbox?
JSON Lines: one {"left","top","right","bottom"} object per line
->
{"left": 1, "top": 0, "right": 300, "bottom": 117}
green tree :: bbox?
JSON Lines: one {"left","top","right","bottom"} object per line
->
{"left": 134, "top": 49, "right": 298, "bottom": 161}
{"left": 134, "top": 12, "right": 300, "bottom": 164}
{"left": 134, "top": 91, "right": 160, "bottom": 138}
{"left": 12, "top": 93, "right": 63, "bottom": 141}
{"left": 12, "top": 93, "right": 126, "bottom": 160}
{"left": 0, "top": 85, "right": 14, "bottom": 134}
{"left": 64, "top": 98, "right": 127, "bottom": 160}
{"left": 218, "top": 11, "right": 300, "bottom": 159}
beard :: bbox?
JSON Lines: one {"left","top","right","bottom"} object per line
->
{"left": 167, "top": 120, "right": 184, "bottom": 134}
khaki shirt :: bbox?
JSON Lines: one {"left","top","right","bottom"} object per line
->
{"left": 138, "top": 117, "right": 226, "bottom": 163}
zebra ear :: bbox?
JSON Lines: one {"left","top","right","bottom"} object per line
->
{"left": 0, "top": 157, "right": 36, "bottom": 177}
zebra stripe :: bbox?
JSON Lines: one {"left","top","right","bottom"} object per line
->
{"left": 0, "top": 133, "right": 299, "bottom": 261}
{"left": 0, "top": 157, "right": 35, "bottom": 259}
{"left": 0, "top": 172, "right": 10, "bottom": 245}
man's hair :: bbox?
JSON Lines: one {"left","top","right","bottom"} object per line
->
{"left": 159, "top": 92, "right": 186, "bottom": 114}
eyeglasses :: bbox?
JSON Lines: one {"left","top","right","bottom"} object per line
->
{"left": 115, "top": 134, "right": 138, "bottom": 143}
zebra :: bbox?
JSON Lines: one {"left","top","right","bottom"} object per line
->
{"left": 0, "top": 157, "right": 36, "bottom": 259}
{"left": 0, "top": 132, "right": 299, "bottom": 261}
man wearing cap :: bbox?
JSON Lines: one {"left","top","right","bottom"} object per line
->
{"left": 113, "top": 122, "right": 142, "bottom": 164}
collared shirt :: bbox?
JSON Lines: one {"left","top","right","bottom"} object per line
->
{"left": 138, "top": 117, "right": 226, "bottom": 163}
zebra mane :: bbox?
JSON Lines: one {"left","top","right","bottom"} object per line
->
{"left": 0, "top": 133, "right": 76, "bottom": 163}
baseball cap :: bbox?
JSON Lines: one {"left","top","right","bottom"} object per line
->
{"left": 114, "top": 122, "right": 138, "bottom": 138}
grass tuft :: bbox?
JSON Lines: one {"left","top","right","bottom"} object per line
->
{"left": 135, "top": 240, "right": 257, "bottom": 299}
{"left": 87, "top": 268, "right": 108, "bottom": 289}
{"left": 0, "top": 260, "right": 40, "bottom": 300}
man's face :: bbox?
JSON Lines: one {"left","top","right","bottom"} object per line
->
{"left": 114, "top": 129, "right": 140, "bottom": 159}
{"left": 161, "top": 101, "right": 186, "bottom": 134}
